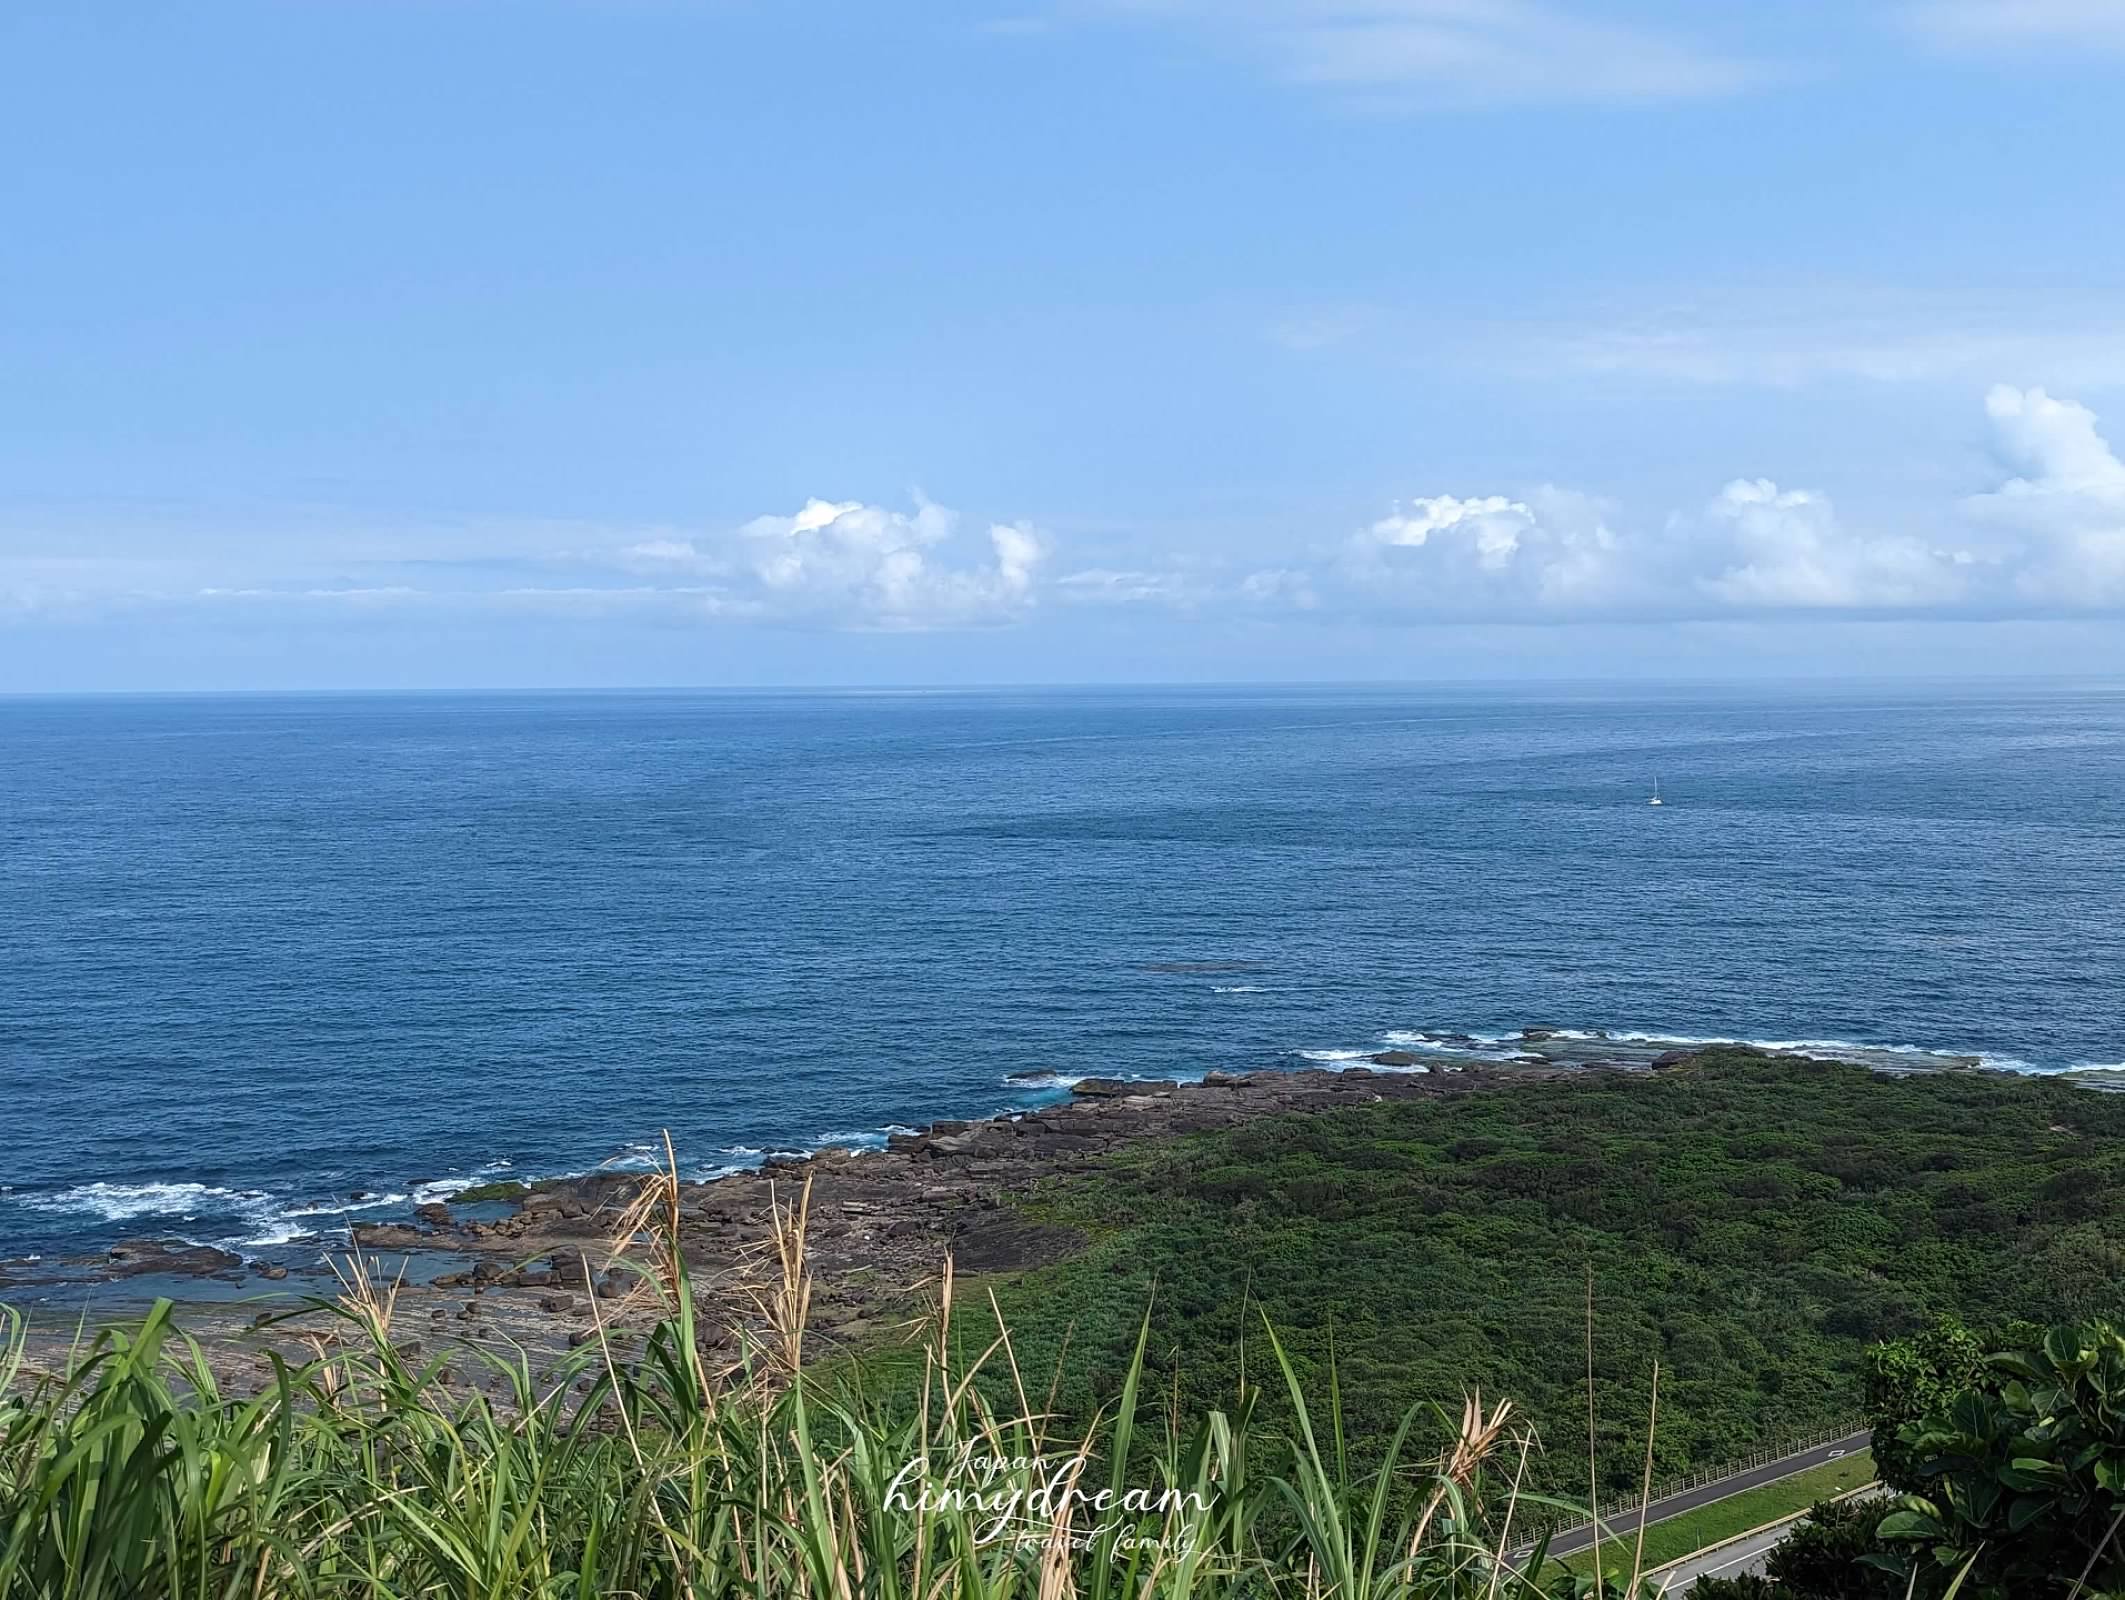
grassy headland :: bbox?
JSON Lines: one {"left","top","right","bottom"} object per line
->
{"left": 914, "top": 1049, "right": 2125, "bottom": 1495}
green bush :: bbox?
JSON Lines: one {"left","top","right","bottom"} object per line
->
{"left": 1875, "top": 1320, "right": 2125, "bottom": 1598}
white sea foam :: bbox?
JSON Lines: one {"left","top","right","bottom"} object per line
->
{"left": 1374, "top": 1023, "right": 2044, "bottom": 1073}
{"left": 20, "top": 1181, "right": 262, "bottom": 1223}
{"left": 1296, "top": 1048, "right": 1372, "bottom": 1063}
{"left": 282, "top": 1193, "right": 408, "bottom": 1218}
{"left": 999, "top": 1070, "right": 1083, "bottom": 1089}
{"left": 407, "top": 1159, "right": 519, "bottom": 1203}
{"left": 811, "top": 1129, "right": 891, "bottom": 1151}
{"left": 1602, "top": 1031, "right": 2039, "bottom": 1073}
{"left": 1212, "top": 985, "right": 1266, "bottom": 994}
{"left": 241, "top": 1216, "right": 323, "bottom": 1247}
{"left": 1379, "top": 1031, "right": 1523, "bottom": 1053}
{"left": 16, "top": 1180, "right": 342, "bottom": 1252}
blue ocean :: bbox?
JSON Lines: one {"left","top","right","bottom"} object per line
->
{"left": 4, "top": 683, "right": 2123, "bottom": 1268}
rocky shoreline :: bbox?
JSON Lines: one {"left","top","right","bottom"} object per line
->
{"left": 9, "top": 1029, "right": 2085, "bottom": 1391}
{"left": 5, "top": 1053, "right": 1588, "bottom": 1387}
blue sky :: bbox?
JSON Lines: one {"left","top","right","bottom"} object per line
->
{"left": 5, "top": 1, "right": 2125, "bottom": 688}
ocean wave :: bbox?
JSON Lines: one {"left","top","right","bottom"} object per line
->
{"left": 13, "top": 1180, "right": 341, "bottom": 1252}
{"left": 1379, "top": 1031, "right": 1519, "bottom": 1055}
{"left": 1347, "top": 1026, "right": 2064, "bottom": 1076}
{"left": 1212, "top": 985, "right": 1267, "bottom": 994}
{"left": 17, "top": 1180, "right": 264, "bottom": 1224}
{"left": 408, "top": 1160, "right": 518, "bottom": 1204}
{"left": 1295, "top": 1048, "right": 1374, "bottom": 1063}
{"left": 1600, "top": 1031, "right": 2038, "bottom": 1073}
{"left": 811, "top": 1129, "right": 891, "bottom": 1151}
{"left": 282, "top": 1193, "right": 408, "bottom": 1219}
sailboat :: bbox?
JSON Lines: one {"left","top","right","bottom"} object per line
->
{"left": 1649, "top": 776, "right": 1664, "bottom": 807}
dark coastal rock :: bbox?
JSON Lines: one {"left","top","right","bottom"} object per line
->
{"left": 1649, "top": 1049, "right": 1704, "bottom": 1069}
{"left": 1521, "top": 1027, "right": 1559, "bottom": 1041}
{"left": 99, "top": 1239, "right": 244, "bottom": 1278}
{"left": 1020, "top": 1131, "right": 1102, "bottom": 1156}
{"left": 1201, "top": 1070, "right": 1249, "bottom": 1086}
{"left": 415, "top": 1203, "right": 454, "bottom": 1227}
{"left": 539, "top": 1293, "right": 576, "bottom": 1313}
{"left": 258, "top": 1264, "right": 289, "bottom": 1280}
{"left": 1004, "top": 1069, "right": 1056, "bottom": 1082}
{"left": 1369, "top": 1051, "right": 1424, "bottom": 1067}
{"left": 1070, "top": 1077, "right": 1177, "bottom": 1099}
{"left": 350, "top": 1223, "right": 429, "bottom": 1251}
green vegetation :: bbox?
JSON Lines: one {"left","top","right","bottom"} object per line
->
{"left": 1561, "top": 1451, "right": 1874, "bottom": 1577}
{"left": 1872, "top": 1320, "right": 2125, "bottom": 1597}
{"left": 946, "top": 1049, "right": 2125, "bottom": 1495}
{"left": 0, "top": 1174, "right": 1656, "bottom": 1600}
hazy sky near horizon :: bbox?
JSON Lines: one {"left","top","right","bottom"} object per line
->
{"left": 7, "top": 2, "right": 2125, "bottom": 689}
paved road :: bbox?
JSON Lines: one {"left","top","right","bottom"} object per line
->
{"left": 1648, "top": 1488, "right": 1888, "bottom": 1594}
{"left": 1545, "top": 1431, "right": 1872, "bottom": 1560}
{"left": 1648, "top": 1522, "right": 1793, "bottom": 1593}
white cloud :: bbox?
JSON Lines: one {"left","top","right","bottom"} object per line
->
{"left": 1106, "top": 0, "right": 1763, "bottom": 106}
{"left": 737, "top": 497, "right": 1046, "bottom": 627}
{"left": 1970, "top": 385, "right": 2125, "bottom": 604}
{"left": 1687, "top": 479, "right": 1970, "bottom": 610}
{"left": 12, "top": 391, "right": 2125, "bottom": 637}
{"left": 1345, "top": 486, "right": 1626, "bottom": 611}
{"left": 1287, "top": 389, "right": 2125, "bottom": 621}
{"left": 1906, "top": 0, "right": 2125, "bottom": 50}
{"left": 0, "top": 495, "right": 1052, "bottom": 633}
{"left": 610, "top": 496, "right": 1050, "bottom": 628}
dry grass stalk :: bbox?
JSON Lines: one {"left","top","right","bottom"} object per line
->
{"left": 1627, "top": 1359, "right": 1661, "bottom": 1596}
{"left": 1411, "top": 1390, "right": 1515, "bottom": 1552}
